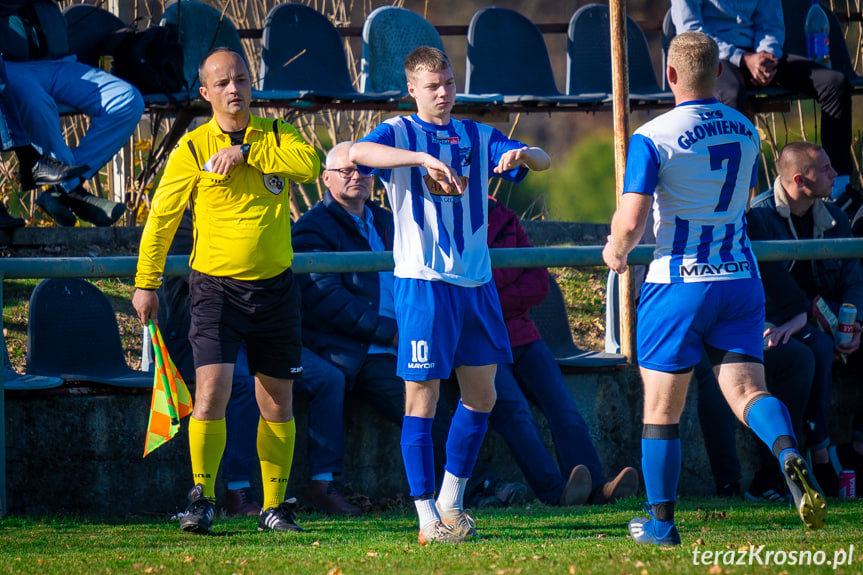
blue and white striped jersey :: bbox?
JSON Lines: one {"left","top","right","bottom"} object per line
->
{"left": 359, "top": 114, "right": 528, "bottom": 287}
{"left": 625, "top": 98, "right": 761, "bottom": 283}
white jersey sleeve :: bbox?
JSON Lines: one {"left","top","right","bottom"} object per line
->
{"left": 625, "top": 99, "right": 761, "bottom": 284}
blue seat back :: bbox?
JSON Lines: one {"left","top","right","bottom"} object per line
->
{"left": 465, "top": 7, "right": 560, "bottom": 96}
{"left": 567, "top": 4, "right": 663, "bottom": 97}
{"left": 161, "top": 0, "right": 245, "bottom": 91}
{"left": 360, "top": 6, "right": 444, "bottom": 94}
{"left": 63, "top": 4, "right": 125, "bottom": 67}
{"left": 260, "top": 3, "right": 355, "bottom": 94}
{"left": 27, "top": 278, "right": 152, "bottom": 387}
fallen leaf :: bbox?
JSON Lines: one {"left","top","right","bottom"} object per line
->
{"left": 367, "top": 551, "right": 379, "bottom": 557}
{"left": 184, "top": 556, "right": 194, "bottom": 563}
{"left": 635, "top": 561, "right": 645, "bottom": 568}
{"left": 696, "top": 538, "right": 705, "bottom": 545}
{"left": 708, "top": 566, "right": 722, "bottom": 574}
{"left": 569, "top": 566, "right": 576, "bottom": 574}
{"left": 312, "top": 541, "right": 320, "bottom": 547}
{"left": 326, "top": 568, "right": 343, "bottom": 575}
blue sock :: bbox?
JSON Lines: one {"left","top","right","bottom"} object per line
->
{"left": 744, "top": 396, "right": 799, "bottom": 459}
{"left": 401, "top": 416, "right": 435, "bottom": 497}
{"left": 642, "top": 424, "right": 680, "bottom": 527}
{"left": 444, "top": 401, "right": 490, "bottom": 478}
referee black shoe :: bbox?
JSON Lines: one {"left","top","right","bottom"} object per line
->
{"left": 180, "top": 484, "right": 215, "bottom": 535}
{"left": 782, "top": 453, "right": 827, "bottom": 530}
{"left": 258, "top": 498, "right": 304, "bottom": 532}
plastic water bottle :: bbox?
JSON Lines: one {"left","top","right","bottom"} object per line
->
{"left": 805, "top": 0, "right": 831, "bottom": 68}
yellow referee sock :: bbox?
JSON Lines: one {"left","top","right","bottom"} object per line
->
{"left": 188, "top": 417, "right": 226, "bottom": 500}
{"left": 258, "top": 417, "right": 296, "bottom": 510}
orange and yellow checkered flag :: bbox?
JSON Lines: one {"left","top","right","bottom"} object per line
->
{"left": 143, "top": 319, "right": 193, "bottom": 457}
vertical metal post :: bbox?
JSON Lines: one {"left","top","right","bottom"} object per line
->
{"left": 609, "top": 0, "right": 636, "bottom": 363}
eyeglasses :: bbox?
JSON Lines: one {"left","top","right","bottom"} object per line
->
{"left": 326, "top": 167, "right": 370, "bottom": 179}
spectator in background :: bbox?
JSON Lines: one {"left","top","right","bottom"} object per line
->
{"left": 672, "top": 0, "right": 856, "bottom": 209}
{"left": 0, "top": 0, "right": 143, "bottom": 226}
{"left": 486, "top": 197, "right": 639, "bottom": 506}
{"left": 157, "top": 211, "right": 360, "bottom": 517}
{"left": 747, "top": 141, "right": 863, "bottom": 493}
{"left": 0, "top": 54, "right": 87, "bottom": 228}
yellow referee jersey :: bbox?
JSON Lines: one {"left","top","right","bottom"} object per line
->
{"left": 135, "top": 115, "right": 320, "bottom": 289}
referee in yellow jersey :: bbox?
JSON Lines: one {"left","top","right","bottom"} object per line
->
{"left": 132, "top": 48, "right": 320, "bottom": 534}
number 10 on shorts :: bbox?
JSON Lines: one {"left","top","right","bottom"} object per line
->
{"left": 411, "top": 340, "right": 429, "bottom": 363}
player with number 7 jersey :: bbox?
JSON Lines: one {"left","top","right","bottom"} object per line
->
{"left": 625, "top": 99, "right": 761, "bottom": 284}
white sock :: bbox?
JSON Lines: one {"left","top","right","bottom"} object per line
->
{"left": 436, "top": 471, "right": 469, "bottom": 512}
{"left": 227, "top": 480, "right": 251, "bottom": 490}
{"left": 831, "top": 174, "right": 850, "bottom": 200}
{"left": 311, "top": 472, "right": 334, "bottom": 482}
{"left": 414, "top": 496, "right": 439, "bottom": 530}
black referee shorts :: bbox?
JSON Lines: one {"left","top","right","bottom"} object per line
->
{"left": 188, "top": 268, "right": 303, "bottom": 380}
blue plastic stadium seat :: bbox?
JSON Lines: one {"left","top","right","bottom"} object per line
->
{"left": 359, "top": 6, "right": 445, "bottom": 97}
{"left": 529, "top": 276, "right": 626, "bottom": 368}
{"left": 26, "top": 278, "right": 152, "bottom": 388}
{"left": 568, "top": 4, "right": 672, "bottom": 105}
{"left": 161, "top": 0, "right": 245, "bottom": 93}
{"left": 258, "top": 3, "right": 394, "bottom": 102}
{"left": 466, "top": 7, "right": 605, "bottom": 106}
{"left": 63, "top": 4, "right": 125, "bottom": 68}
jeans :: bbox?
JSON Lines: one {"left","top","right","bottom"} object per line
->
{"left": 4, "top": 56, "right": 143, "bottom": 184}
{"left": 715, "top": 54, "right": 852, "bottom": 175}
{"left": 794, "top": 324, "right": 835, "bottom": 449}
{"left": 697, "top": 339, "right": 815, "bottom": 487}
{"left": 222, "top": 345, "right": 347, "bottom": 482}
{"left": 0, "top": 56, "right": 29, "bottom": 151}
{"left": 488, "top": 339, "right": 604, "bottom": 504}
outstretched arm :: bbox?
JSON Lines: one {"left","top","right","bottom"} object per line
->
{"left": 350, "top": 141, "right": 464, "bottom": 194}
{"left": 494, "top": 146, "right": 550, "bottom": 174}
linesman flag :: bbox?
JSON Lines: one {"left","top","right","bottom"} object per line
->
{"left": 143, "top": 319, "right": 193, "bottom": 457}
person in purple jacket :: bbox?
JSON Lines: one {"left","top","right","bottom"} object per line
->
{"left": 486, "top": 197, "right": 638, "bottom": 506}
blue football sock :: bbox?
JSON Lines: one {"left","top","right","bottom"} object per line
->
{"left": 642, "top": 424, "right": 680, "bottom": 515}
{"left": 401, "top": 416, "right": 436, "bottom": 497}
{"left": 744, "top": 396, "right": 798, "bottom": 459}
{"left": 444, "top": 401, "right": 490, "bottom": 478}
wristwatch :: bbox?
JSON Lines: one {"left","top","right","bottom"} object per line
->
{"left": 241, "top": 143, "right": 251, "bottom": 162}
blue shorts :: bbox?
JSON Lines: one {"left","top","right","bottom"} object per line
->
{"left": 394, "top": 278, "right": 512, "bottom": 381}
{"left": 637, "top": 278, "right": 765, "bottom": 372}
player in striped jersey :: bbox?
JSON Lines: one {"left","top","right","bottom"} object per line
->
{"left": 603, "top": 32, "right": 825, "bottom": 546}
{"left": 351, "top": 46, "right": 550, "bottom": 543}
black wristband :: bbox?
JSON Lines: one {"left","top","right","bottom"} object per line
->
{"left": 241, "top": 143, "right": 251, "bottom": 162}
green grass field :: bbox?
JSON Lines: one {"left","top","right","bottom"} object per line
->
{"left": 2, "top": 498, "right": 862, "bottom": 574}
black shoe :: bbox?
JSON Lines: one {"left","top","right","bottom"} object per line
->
{"left": 63, "top": 186, "right": 125, "bottom": 227}
{"left": 19, "top": 156, "right": 88, "bottom": 191}
{"left": 782, "top": 453, "right": 827, "bottom": 529}
{"left": 259, "top": 498, "right": 304, "bottom": 532}
{"left": 0, "top": 204, "right": 25, "bottom": 229}
{"left": 35, "top": 188, "right": 77, "bottom": 227}
{"left": 179, "top": 484, "right": 215, "bottom": 535}
{"left": 744, "top": 467, "right": 787, "bottom": 502}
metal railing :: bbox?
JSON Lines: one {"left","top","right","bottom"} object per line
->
{"left": 3, "top": 237, "right": 863, "bottom": 517}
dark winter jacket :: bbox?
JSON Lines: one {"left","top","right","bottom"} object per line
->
{"left": 487, "top": 198, "right": 548, "bottom": 348}
{"left": 0, "top": 0, "right": 70, "bottom": 61}
{"left": 292, "top": 191, "right": 397, "bottom": 381}
{"left": 747, "top": 176, "right": 863, "bottom": 323}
